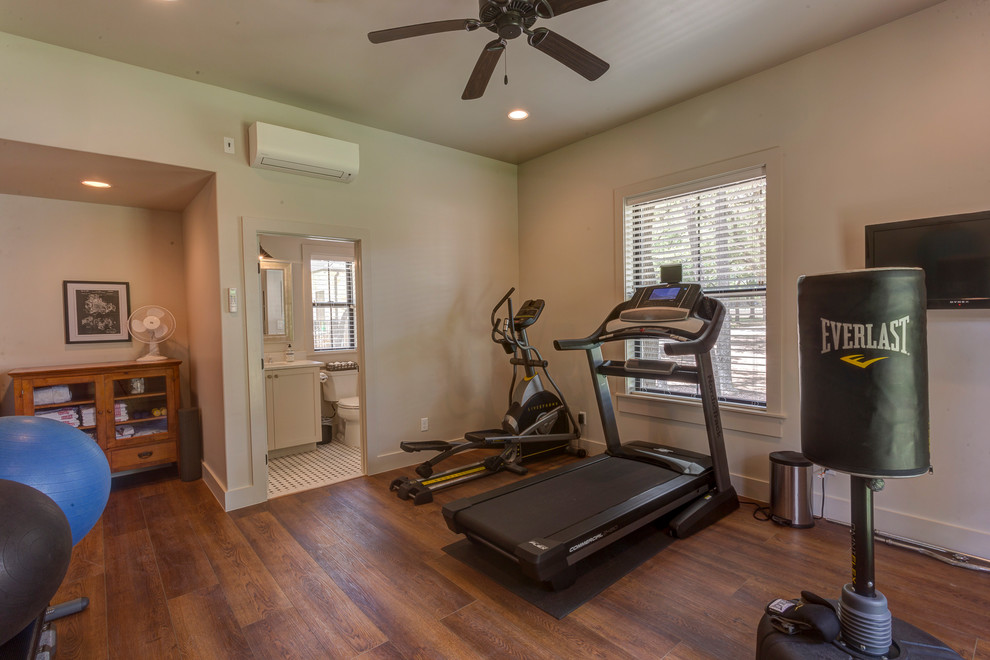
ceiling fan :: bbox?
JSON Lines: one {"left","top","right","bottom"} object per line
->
{"left": 368, "top": 0, "right": 610, "bottom": 100}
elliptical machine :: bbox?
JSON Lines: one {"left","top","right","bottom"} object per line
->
{"left": 389, "top": 288, "right": 583, "bottom": 505}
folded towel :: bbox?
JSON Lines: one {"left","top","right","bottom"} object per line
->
{"left": 33, "top": 385, "right": 72, "bottom": 406}
{"left": 37, "top": 406, "right": 77, "bottom": 418}
{"left": 37, "top": 414, "right": 79, "bottom": 425}
{"left": 80, "top": 405, "right": 96, "bottom": 427}
{"left": 37, "top": 407, "right": 80, "bottom": 427}
{"left": 116, "top": 425, "right": 135, "bottom": 438}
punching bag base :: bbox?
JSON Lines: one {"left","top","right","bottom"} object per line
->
{"left": 756, "top": 612, "right": 962, "bottom": 659}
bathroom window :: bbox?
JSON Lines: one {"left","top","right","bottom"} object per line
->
{"left": 310, "top": 257, "right": 356, "bottom": 351}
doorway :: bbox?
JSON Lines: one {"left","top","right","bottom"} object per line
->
{"left": 241, "top": 217, "right": 369, "bottom": 504}
{"left": 259, "top": 233, "right": 364, "bottom": 498}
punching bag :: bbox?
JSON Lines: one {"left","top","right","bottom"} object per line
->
{"left": 797, "top": 268, "right": 930, "bottom": 478}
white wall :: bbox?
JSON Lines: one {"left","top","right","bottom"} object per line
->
{"left": 0, "top": 195, "right": 190, "bottom": 414}
{"left": 0, "top": 31, "right": 519, "bottom": 508}
{"left": 517, "top": 0, "right": 990, "bottom": 558}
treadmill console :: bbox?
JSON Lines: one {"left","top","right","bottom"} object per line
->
{"left": 619, "top": 283, "right": 702, "bottom": 323}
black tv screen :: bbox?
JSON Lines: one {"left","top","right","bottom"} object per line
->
{"left": 865, "top": 210, "right": 990, "bottom": 309}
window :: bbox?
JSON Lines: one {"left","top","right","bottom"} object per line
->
{"left": 623, "top": 167, "right": 767, "bottom": 408}
{"left": 310, "top": 257, "right": 356, "bottom": 351}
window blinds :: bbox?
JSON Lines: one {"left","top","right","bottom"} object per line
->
{"left": 311, "top": 258, "right": 356, "bottom": 351}
{"left": 623, "top": 168, "right": 767, "bottom": 407}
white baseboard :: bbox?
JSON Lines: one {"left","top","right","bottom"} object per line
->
{"left": 740, "top": 474, "right": 989, "bottom": 560}
{"left": 200, "top": 460, "right": 267, "bottom": 511}
{"left": 817, "top": 490, "right": 990, "bottom": 561}
{"left": 200, "top": 461, "right": 225, "bottom": 507}
{"left": 368, "top": 437, "right": 465, "bottom": 475}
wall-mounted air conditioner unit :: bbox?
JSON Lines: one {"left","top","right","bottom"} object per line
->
{"left": 248, "top": 122, "right": 358, "bottom": 183}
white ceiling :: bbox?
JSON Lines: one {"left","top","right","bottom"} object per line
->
{"left": 1, "top": 0, "right": 943, "bottom": 165}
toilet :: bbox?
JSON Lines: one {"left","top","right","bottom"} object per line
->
{"left": 321, "top": 363, "right": 361, "bottom": 448}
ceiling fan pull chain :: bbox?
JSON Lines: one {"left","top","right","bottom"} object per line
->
{"left": 504, "top": 48, "right": 509, "bottom": 86}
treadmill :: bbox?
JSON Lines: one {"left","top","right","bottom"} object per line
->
{"left": 442, "top": 281, "right": 739, "bottom": 590}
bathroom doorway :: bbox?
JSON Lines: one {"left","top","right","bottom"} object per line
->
{"left": 249, "top": 227, "right": 367, "bottom": 500}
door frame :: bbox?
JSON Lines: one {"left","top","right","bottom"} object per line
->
{"left": 241, "top": 216, "right": 370, "bottom": 502}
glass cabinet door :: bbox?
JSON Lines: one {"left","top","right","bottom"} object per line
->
{"left": 106, "top": 372, "right": 171, "bottom": 448}
{"left": 26, "top": 375, "right": 103, "bottom": 444}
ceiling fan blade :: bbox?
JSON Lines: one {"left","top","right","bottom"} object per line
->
{"left": 527, "top": 28, "right": 609, "bottom": 81}
{"left": 538, "top": 0, "right": 609, "bottom": 18}
{"left": 462, "top": 40, "right": 505, "bottom": 100}
{"left": 368, "top": 19, "right": 474, "bottom": 44}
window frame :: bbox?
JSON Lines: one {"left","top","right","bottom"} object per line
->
{"left": 624, "top": 168, "right": 768, "bottom": 408}
{"left": 303, "top": 243, "right": 358, "bottom": 354}
{"left": 613, "top": 150, "right": 784, "bottom": 436}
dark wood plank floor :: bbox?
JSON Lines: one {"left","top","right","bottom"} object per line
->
{"left": 51, "top": 453, "right": 990, "bottom": 659}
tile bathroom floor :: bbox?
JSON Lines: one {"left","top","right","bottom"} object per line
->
{"left": 267, "top": 440, "right": 362, "bottom": 498}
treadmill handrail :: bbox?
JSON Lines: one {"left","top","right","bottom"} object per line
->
{"left": 553, "top": 294, "right": 725, "bottom": 357}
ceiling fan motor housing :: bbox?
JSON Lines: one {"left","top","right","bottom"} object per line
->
{"left": 480, "top": 0, "right": 539, "bottom": 39}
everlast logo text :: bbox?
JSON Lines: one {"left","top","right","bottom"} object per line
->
{"left": 820, "top": 316, "right": 911, "bottom": 356}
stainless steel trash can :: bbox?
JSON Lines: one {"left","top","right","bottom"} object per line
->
{"left": 769, "top": 451, "right": 814, "bottom": 528}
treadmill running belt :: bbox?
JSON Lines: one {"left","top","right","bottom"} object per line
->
{"left": 455, "top": 456, "right": 681, "bottom": 552}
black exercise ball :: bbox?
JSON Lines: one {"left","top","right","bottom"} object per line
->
{"left": 0, "top": 478, "right": 73, "bottom": 645}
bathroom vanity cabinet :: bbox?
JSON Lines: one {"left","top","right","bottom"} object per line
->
{"left": 9, "top": 359, "right": 181, "bottom": 474}
{"left": 264, "top": 360, "right": 322, "bottom": 456}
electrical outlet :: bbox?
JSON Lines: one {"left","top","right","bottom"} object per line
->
{"left": 420, "top": 417, "right": 429, "bottom": 432}
{"left": 578, "top": 411, "right": 587, "bottom": 425}
{"left": 223, "top": 137, "right": 235, "bottom": 154}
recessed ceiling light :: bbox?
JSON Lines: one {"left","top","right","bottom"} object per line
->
{"left": 508, "top": 109, "right": 529, "bottom": 120}
{"left": 81, "top": 180, "right": 111, "bottom": 188}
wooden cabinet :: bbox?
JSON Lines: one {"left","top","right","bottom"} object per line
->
{"left": 265, "top": 363, "right": 321, "bottom": 456}
{"left": 9, "top": 360, "right": 181, "bottom": 474}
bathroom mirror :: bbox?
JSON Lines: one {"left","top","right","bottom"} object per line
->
{"left": 260, "top": 260, "right": 293, "bottom": 343}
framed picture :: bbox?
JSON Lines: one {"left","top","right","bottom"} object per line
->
{"left": 63, "top": 281, "right": 131, "bottom": 344}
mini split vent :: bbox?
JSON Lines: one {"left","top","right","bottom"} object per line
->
{"left": 248, "top": 122, "right": 359, "bottom": 183}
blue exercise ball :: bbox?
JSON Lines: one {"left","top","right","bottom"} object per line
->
{"left": 0, "top": 416, "right": 111, "bottom": 546}
{"left": 0, "top": 479, "right": 73, "bottom": 645}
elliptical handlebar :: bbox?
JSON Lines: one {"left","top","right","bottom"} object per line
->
{"left": 491, "top": 287, "right": 516, "bottom": 352}
{"left": 490, "top": 287, "right": 547, "bottom": 353}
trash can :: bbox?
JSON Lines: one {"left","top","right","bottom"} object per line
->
{"left": 320, "top": 417, "right": 334, "bottom": 445}
{"left": 769, "top": 451, "right": 814, "bottom": 528}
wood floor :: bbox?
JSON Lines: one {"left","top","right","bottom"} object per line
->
{"left": 51, "top": 453, "right": 990, "bottom": 659}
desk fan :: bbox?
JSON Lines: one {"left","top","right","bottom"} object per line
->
{"left": 128, "top": 306, "right": 175, "bottom": 362}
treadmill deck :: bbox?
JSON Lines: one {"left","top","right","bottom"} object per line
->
{"left": 452, "top": 455, "right": 705, "bottom": 553}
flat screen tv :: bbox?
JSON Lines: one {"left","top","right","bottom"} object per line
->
{"left": 865, "top": 210, "right": 990, "bottom": 309}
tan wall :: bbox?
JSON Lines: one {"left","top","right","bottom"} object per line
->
{"left": 0, "top": 195, "right": 189, "bottom": 408}
{"left": 181, "top": 178, "right": 226, "bottom": 483}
